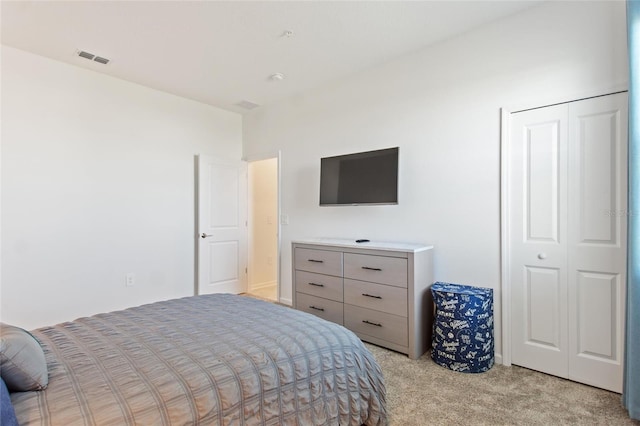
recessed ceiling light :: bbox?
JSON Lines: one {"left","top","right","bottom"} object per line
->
{"left": 269, "top": 73, "right": 285, "bottom": 81}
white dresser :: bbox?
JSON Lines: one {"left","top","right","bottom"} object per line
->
{"left": 292, "top": 238, "right": 434, "bottom": 359}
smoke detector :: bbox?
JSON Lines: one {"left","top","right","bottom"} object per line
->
{"left": 269, "top": 73, "right": 285, "bottom": 81}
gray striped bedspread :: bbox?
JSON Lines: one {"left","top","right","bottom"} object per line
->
{"left": 10, "top": 294, "right": 387, "bottom": 425}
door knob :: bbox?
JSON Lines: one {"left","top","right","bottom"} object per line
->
{"left": 538, "top": 253, "right": 547, "bottom": 260}
{"left": 201, "top": 233, "right": 213, "bottom": 239}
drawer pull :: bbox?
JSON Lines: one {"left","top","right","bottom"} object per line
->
{"left": 309, "top": 306, "right": 325, "bottom": 312}
{"left": 308, "top": 282, "right": 325, "bottom": 287}
{"left": 308, "top": 259, "right": 324, "bottom": 263}
{"left": 362, "top": 266, "right": 382, "bottom": 271}
{"left": 362, "top": 293, "right": 382, "bottom": 299}
{"left": 362, "top": 320, "right": 382, "bottom": 327}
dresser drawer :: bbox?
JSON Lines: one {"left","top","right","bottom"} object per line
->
{"left": 344, "top": 304, "right": 408, "bottom": 347}
{"left": 296, "top": 293, "right": 344, "bottom": 324}
{"left": 344, "top": 253, "right": 407, "bottom": 287}
{"left": 295, "top": 271, "right": 343, "bottom": 302}
{"left": 344, "top": 278, "right": 407, "bottom": 316}
{"left": 295, "top": 248, "right": 343, "bottom": 276}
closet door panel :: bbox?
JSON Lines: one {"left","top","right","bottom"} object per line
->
{"left": 509, "top": 104, "right": 569, "bottom": 378}
{"left": 567, "top": 93, "right": 627, "bottom": 392}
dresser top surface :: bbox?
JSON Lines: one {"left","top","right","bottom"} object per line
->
{"left": 292, "top": 238, "right": 433, "bottom": 253}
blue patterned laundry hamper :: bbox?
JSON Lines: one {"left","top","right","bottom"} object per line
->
{"left": 431, "top": 282, "right": 494, "bottom": 373}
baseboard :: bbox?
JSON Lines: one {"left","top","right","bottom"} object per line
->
{"left": 279, "top": 297, "right": 292, "bottom": 306}
{"left": 494, "top": 353, "right": 503, "bottom": 365}
{"left": 249, "top": 281, "right": 276, "bottom": 291}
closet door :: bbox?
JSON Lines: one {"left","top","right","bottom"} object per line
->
{"left": 567, "top": 93, "right": 627, "bottom": 392}
{"left": 509, "top": 92, "right": 627, "bottom": 393}
{"left": 509, "top": 104, "right": 569, "bottom": 378}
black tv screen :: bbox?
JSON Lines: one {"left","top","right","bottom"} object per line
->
{"left": 320, "top": 147, "right": 399, "bottom": 206}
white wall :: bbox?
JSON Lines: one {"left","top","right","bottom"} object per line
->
{"left": 248, "top": 158, "right": 278, "bottom": 289}
{"left": 243, "top": 1, "right": 629, "bottom": 358}
{"left": 1, "top": 46, "right": 242, "bottom": 329}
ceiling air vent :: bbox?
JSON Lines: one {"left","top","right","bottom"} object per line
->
{"left": 77, "top": 50, "right": 95, "bottom": 60}
{"left": 236, "top": 100, "right": 260, "bottom": 110}
{"left": 76, "top": 50, "right": 110, "bottom": 65}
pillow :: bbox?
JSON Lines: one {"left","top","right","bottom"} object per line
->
{"left": 0, "top": 376, "right": 18, "bottom": 426}
{"left": 0, "top": 323, "right": 48, "bottom": 391}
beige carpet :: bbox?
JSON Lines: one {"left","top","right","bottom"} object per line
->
{"left": 242, "top": 294, "right": 636, "bottom": 424}
{"left": 365, "top": 343, "right": 638, "bottom": 425}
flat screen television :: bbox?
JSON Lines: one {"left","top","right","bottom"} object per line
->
{"left": 319, "top": 147, "right": 399, "bottom": 206}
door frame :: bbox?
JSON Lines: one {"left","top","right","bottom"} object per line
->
{"left": 499, "top": 87, "right": 628, "bottom": 367}
{"left": 244, "top": 150, "right": 282, "bottom": 303}
{"left": 500, "top": 107, "right": 513, "bottom": 367}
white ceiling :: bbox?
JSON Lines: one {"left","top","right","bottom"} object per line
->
{"left": 1, "top": 1, "right": 541, "bottom": 114}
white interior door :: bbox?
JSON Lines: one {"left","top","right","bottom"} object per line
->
{"left": 198, "top": 155, "right": 248, "bottom": 295}
{"left": 567, "top": 94, "right": 627, "bottom": 391}
{"left": 509, "top": 104, "right": 569, "bottom": 378}
{"left": 508, "top": 92, "right": 627, "bottom": 393}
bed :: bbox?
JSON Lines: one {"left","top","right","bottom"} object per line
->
{"left": 2, "top": 294, "right": 387, "bottom": 425}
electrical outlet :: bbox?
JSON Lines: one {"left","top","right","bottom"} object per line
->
{"left": 280, "top": 214, "right": 289, "bottom": 225}
{"left": 125, "top": 272, "right": 135, "bottom": 287}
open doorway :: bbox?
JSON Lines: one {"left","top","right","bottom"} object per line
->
{"left": 247, "top": 156, "right": 279, "bottom": 302}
